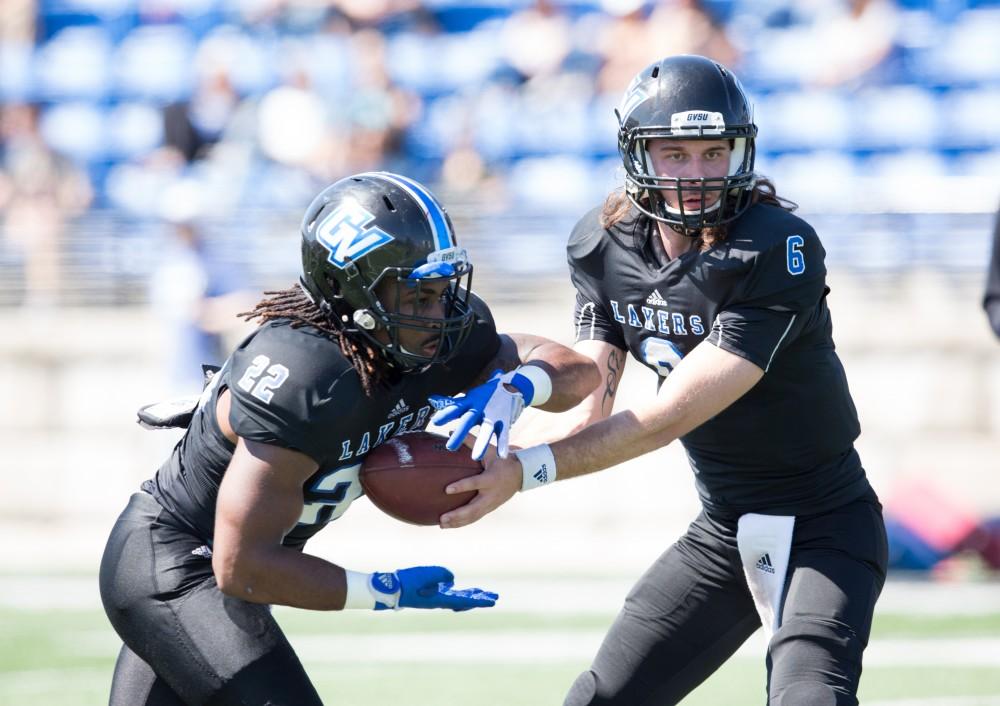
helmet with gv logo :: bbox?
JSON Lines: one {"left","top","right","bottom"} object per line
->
{"left": 300, "top": 172, "right": 475, "bottom": 370}
{"left": 617, "top": 54, "right": 758, "bottom": 232}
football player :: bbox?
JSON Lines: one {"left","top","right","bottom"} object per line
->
{"left": 440, "top": 55, "right": 888, "bottom": 706}
{"left": 98, "top": 171, "right": 600, "bottom": 706}
{"left": 985, "top": 202, "right": 1000, "bottom": 338}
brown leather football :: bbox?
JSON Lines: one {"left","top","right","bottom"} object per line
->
{"left": 360, "top": 431, "right": 481, "bottom": 526}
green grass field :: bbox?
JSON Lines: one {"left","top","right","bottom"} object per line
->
{"left": 4, "top": 581, "right": 1000, "bottom": 705}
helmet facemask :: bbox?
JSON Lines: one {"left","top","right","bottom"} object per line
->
{"left": 348, "top": 250, "right": 476, "bottom": 371}
{"left": 615, "top": 56, "right": 760, "bottom": 236}
{"left": 620, "top": 116, "right": 757, "bottom": 235}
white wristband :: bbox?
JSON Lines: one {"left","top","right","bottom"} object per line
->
{"left": 515, "top": 444, "right": 557, "bottom": 491}
{"left": 343, "top": 570, "right": 376, "bottom": 610}
{"left": 514, "top": 364, "right": 552, "bottom": 406}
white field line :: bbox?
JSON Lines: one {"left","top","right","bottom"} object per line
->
{"left": 865, "top": 699, "right": 1000, "bottom": 706}
{"left": 56, "top": 625, "right": 1000, "bottom": 668}
{"left": 285, "top": 631, "right": 1000, "bottom": 667}
{"left": 4, "top": 576, "right": 1000, "bottom": 615}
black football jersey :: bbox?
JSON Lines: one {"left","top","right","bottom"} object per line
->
{"left": 569, "top": 203, "right": 869, "bottom": 517}
{"left": 142, "top": 295, "right": 501, "bottom": 549}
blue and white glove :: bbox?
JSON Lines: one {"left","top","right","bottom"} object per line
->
{"left": 345, "top": 566, "right": 498, "bottom": 611}
{"left": 428, "top": 366, "right": 551, "bottom": 461}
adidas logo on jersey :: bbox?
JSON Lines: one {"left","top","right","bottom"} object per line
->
{"left": 191, "top": 545, "right": 213, "bottom": 559}
{"left": 646, "top": 289, "right": 668, "bottom": 306}
{"left": 755, "top": 553, "right": 775, "bottom": 574}
{"left": 388, "top": 399, "right": 410, "bottom": 419}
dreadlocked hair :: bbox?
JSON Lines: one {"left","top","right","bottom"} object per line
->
{"left": 600, "top": 176, "right": 798, "bottom": 251}
{"left": 240, "top": 284, "right": 388, "bottom": 396}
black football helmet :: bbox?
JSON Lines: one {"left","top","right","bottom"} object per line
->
{"left": 300, "top": 172, "right": 475, "bottom": 370}
{"left": 616, "top": 54, "right": 758, "bottom": 233}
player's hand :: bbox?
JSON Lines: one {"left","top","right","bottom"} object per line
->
{"left": 370, "top": 566, "right": 498, "bottom": 611}
{"left": 428, "top": 369, "right": 526, "bottom": 461}
{"left": 439, "top": 453, "right": 522, "bottom": 529}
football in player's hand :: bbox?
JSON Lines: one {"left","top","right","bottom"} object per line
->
{"left": 360, "top": 431, "right": 481, "bottom": 526}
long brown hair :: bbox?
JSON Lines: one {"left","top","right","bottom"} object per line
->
{"left": 240, "top": 285, "right": 389, "bottom": 396}
{"left": 600, "top": 177, "right": 797, "bottom": 250}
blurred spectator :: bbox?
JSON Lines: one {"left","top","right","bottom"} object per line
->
{"left": 335, "top": 0, "right": 423, "bottom": 29}
{"left": 0, "top": 103, "right": 92, "bottom": 307}
{"left": 342, "top": 28, "right": 419, "bottom": 172}
{"left": 0, "top": 0, "right": 35, "bottom": 43}
{"left": 499, "top": 0, "right": 573, "bottom": 82}
{"left": 808, "top": 0, "right": 899, "bottom": 87}
{"left": 985, "top": 201, "right": 1000, "bottom": 339}
{"left": 597, "top": 0, "right": 740, "bottom": 95}
{"left": 163, "top": 68, "right": 242, "bottom": 164}
{"left": 757, "top": 0, "right": 899, "bottom": 88}
{"left": 257, "top": 74, "right": 338, "bottom": 178}
{"left": 148, "top": 185, "right": 254, "bottom": 391}
{"left": 645, "top": 0, "right": 740, "bottom": 69}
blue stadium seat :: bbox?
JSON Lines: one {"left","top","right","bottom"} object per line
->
{"left": 936, "top": 87, "right": 1000, "bottom": 150}
{"left": 925, "top": 8, "right": 1000, "bottom": 83}
{"left": 106, "top": 102, "right": 164, "bottom": 159}
{"left": 0, "top": 43, "right": 34, "bottom": 101}
{"left": 34, "top": 26, "right": 114, "bottom": 100}
{"left": 429, "top": 2, "right": 513, "bottom": 32}
{"left": 850, "top": 86, "right": 938, "bottom": 150}
{"left": 755, "top": 91, "right": 852, "bottom": 151}
{"left": 761, "top": 151, "right": 857, "bottom": 212}
{"left": 503, "top": 154, "right": 602, "bottom": 218}
{"left": 39, "top": 102, "right": 107, "bottom": 161}
{"left": 386, "top": 30, "right": 501, "bottom": 96}
{"left": 113, "top": 25, "right": 196, "bottom": 101}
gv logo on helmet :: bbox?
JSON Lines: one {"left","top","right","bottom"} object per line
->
{"left": 316, "top": 199, "right": 395, "bottom": 269}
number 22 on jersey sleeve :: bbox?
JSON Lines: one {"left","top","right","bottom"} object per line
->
{"left": 237, "top": 354, "right": 290, "bottom": 404}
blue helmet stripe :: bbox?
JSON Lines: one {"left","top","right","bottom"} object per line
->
{"left": 363, "top": 172, "right": 454, "bottom": 252}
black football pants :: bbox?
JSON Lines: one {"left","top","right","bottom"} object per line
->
{"left": 99, "top": 492, "right": 324, "bottom": 706}
{"left": 564, "top": 490, "right": 887, "bottom": 706}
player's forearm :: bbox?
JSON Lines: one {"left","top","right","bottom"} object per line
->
{"left": 510, "top": 391, "right": 608, "bottom": 449}
{"left": 547, "top": 342, "right": 763, "bottom": 481}
{"left": 519, "top": 345, "right": 600, "bottom": 412}
{"left": 548, "top": 404, "right": 682, "bottom": 481}
{"left": 213, "top": 545, "right": 351, "bottom": 610}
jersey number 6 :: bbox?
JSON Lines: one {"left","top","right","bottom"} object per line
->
{"left": 786, "top": 235, "right": 805, "bottom": 276}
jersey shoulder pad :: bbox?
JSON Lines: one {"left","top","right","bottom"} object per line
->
{"left": 567, "top": 206, "right": 607, "bottom": 261}
{"left": 730, "top": 209, "right": 827, "bottom": 310}
{"left": 228, "top": 321, "right": 357, "bottom": 457}
{"left": 732, "top": 203, "right": 819, "bottom": 254}
{"left": 465, "top": 289, "right": 494, "bottom": 328}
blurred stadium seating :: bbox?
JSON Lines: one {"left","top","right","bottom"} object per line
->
{"left": 1, "top": 0, "right": 998, "bottom": 306}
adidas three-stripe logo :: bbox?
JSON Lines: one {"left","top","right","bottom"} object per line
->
{"left": 388, "top": 399, "right": 409, "bottom": 419}
{"left": 533, "top": 465, "right": 549, "bottom": 484}
{"left": 646, "top": 289, "right": 668, "bottom": 306}
{"left": 755, "top": 553, "right": 775, "bottom": 574}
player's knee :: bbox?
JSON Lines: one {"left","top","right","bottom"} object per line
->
{"left": 771, "top": 616, "right": 863, "bottom": 665}
{"left": 564, "top": 670, "right": 624, "bottom": 706}
{"left": 771, "top": 680, "right": 856, "bottom": 706}
{"left": 564, "top": 670, "right": 598, "bottom": 706}
{"left": 769, "top": 618, "right": 863, "bottom": 705}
